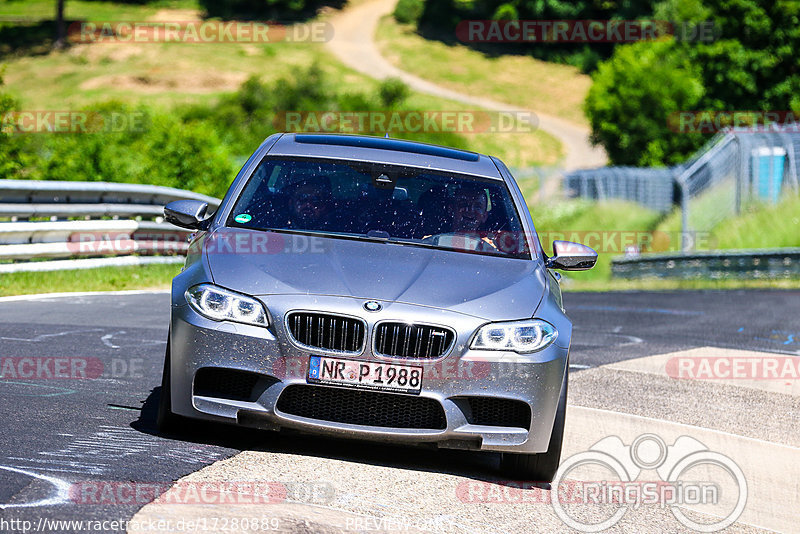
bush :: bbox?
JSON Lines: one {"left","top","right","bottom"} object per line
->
{"left": 491, "top": 3, "right": 518, "bottom": 21}
{"left": 0, "top": 73, "right": 29, "bottom": 179}
{"left": 393, "top": 0, "right": 424, "bottom": 24}
{"left": 134, "top": 115, "right": 237, "bottom": 197}
{"left": 378, "top": 78, "right": 410, "bottom": 108}
{"left": 31, "top": 103, "right": 237, "bottom": 198}
{"left": 272, "top": 62, "right": 333, "bottom": 113}
{"left": 198, "top": 0, "right": 346, "bottom": 20}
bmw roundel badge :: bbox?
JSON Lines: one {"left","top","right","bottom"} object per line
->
{"left": 364, "top": 300, "right": 382, "bottom": 312}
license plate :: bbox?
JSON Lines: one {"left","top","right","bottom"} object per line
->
{"left": 307, "top": 355, "right": 422, "bottom": 394}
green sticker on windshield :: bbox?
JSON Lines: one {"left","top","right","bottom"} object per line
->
{"left": 234, "top": 213, "right": 252, "bottom": 223}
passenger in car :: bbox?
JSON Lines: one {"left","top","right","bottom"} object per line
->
{"left": 284, "top": 177, "right": 335, "bottom": 231}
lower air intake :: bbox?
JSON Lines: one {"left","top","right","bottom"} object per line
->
{"left": 193, "top": 368, "right": 272, "bottom": 402}
{"left": 464, "top": 397, "right": 531, "bottom": 429}
{"left": 276, "top": 385, "right": 447, "bottom": 429}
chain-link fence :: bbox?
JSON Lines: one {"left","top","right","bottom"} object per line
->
{"left": 562, "top": 167, "right": 675, "bottom": 212}
{"left": 511, "top": 165, "right": 565, "bottom": 205}
{"left": 677, "top": 129, "right": 800, "bottom": 249}
{"left": 558, "top": 128, "right": 800, "bottom": 250}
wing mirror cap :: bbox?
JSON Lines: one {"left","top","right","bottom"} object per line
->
{"left": 164, "top": 200, "right": 211, "bottom": 230}
{"left": 546, "top": 240, "right": 598, "bottom": 271}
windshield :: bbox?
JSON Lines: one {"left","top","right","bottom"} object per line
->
{"left": 227, "top": 157, "right": 531, "bottom": 259}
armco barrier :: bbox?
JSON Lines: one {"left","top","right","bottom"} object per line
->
{"left": 611, "top": 249, "right": 800, "bottom": 279}
{"left": 0, "top": 180, "right": 220, "bottom": 273}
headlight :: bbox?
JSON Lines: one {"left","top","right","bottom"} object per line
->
{"left": 185, "top": 284, "right": 268, "bottom": 327}
{"left": 471, "top": 319, "right": 557, "bottom": 353}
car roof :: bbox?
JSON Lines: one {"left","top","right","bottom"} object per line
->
{"left": 266, "top": 133, "right": 504, "bottom": 180}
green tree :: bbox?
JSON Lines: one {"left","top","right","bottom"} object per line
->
{"left": 54, "top": 0, "right": 65, "bottom": 49}
{"left": 587, "top": 0, "right": 800, "bottom": 165}
{"left": 197, "top": 0, "right": 346, "bottom": 20}
{"left": 585, "top": 39, "right": 706, "bottom": 166}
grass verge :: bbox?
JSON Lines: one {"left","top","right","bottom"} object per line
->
{"left": 0, "top": 2, "right": 561, "bottom": 167}
{"left": 531, "top": 199, "right": 664, "bottom": 282}
{"left": 2, "top": 260, "right": 796, "bottom": 297}
{"left": 375, "top": 16, "right": 592, "bottom": 126}
{"left": 561, "top": 277, "right": 800, "bottom": 292}
{"left": 0, "top": 263, "right": 179, "bottom": 297}
{"left": 0, "top": 0, "right": 196, "bottom": 21}
{"left": 533, "top": 193, "right": 800, "bottom": 289}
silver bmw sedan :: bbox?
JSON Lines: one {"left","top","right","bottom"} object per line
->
{"left": 159, "top": 133, "right": 596, "bottom": 482}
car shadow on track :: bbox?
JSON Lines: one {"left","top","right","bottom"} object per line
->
{"left": 131, "top": 386, "right": 551, "bottom": 489}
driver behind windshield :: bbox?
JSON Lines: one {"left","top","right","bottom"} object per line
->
{"left": 230, "top": 158, "right": 527, "bottom": 258}
{"left": 439, "top": 184, "right": 497, "bottom": 251}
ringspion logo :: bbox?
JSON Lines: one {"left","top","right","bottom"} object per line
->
{"left": 551, "top": 434, "right": 747, "bottom": 532}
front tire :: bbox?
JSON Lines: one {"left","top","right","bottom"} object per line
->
{"left": 500, "top": 370, "right": 568, "bottom": 482}
{"left": 156, "top": 338, "right": 188, "bottom": 433}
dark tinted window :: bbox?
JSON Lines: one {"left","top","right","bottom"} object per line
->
{"left": 228, "top": 158, "right": 530, "bottom": 259}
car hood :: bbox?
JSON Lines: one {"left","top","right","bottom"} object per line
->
{"left": 205, "top": 228, "right": 546, "bottom": 320}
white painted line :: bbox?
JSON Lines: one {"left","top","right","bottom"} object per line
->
{"left": 0, "top": 289, "right": 170, "bottom": 303}
{"left": 1, "top": 328, "right": 103, "bottom": 342}
{"left": 101, "top": 331, "right": 125, "bottom": 349}
{"left": 0, "top": 465, "right": 70, "bottom": 509}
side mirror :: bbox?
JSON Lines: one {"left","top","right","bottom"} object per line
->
{"left": 164, "top": 200, "right": 210, "bottom": 230}
{"left": 546, "top": 240, "right": 597, "bottom": 271}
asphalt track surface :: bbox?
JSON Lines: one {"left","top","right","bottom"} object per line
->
{"left": 0, "top": 290, "right": 798, "bottom": 533}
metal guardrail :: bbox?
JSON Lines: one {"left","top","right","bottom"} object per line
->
{"left": 563, "top": 167, "right": 675, "bottom": 213}
{"left": 0, "top": 180, "right": 220, "bottom": 273}
{"left": 0, "top": 179, "right": 219, "bottom": 206}
{"left": 0, "top": 255, "right": 185, "bottom": 274}
{"left": 611, "top": 249, "right": 800, "bottom": 279}
{"left": 0, "top": 203, "right": 167, "bottom": 219}
{"left": 565, "top": 129, "right": 800, "bottom": 232}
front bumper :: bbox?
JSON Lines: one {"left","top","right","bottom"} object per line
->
{"left": 169, "top": 293, "right": 568, "bottom": 454}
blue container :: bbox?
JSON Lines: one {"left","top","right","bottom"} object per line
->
{"left": 751, "top": 147, "right": 786, "bottom": 203}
